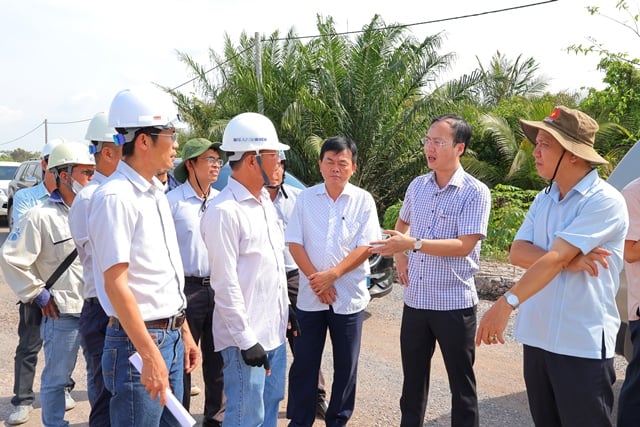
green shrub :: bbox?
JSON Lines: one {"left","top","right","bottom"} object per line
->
{"left": 483, "top": 184, "right": 538, "bottom": 261}
{"left": 380, "top": 185, "right": 537, "bottom": 262}
{"left": 382, "top": 200, "right": 403, "bottom": 230}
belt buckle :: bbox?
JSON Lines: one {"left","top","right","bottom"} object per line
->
{"left": 202, "top": 277, "right": 210, "bottom": 286}
{"left": 170, "top": 311, "right": 186, "bottom": 330}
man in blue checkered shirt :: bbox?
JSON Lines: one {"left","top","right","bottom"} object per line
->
{"left": 370, "top": 114, "right": 491, "bottom": 427}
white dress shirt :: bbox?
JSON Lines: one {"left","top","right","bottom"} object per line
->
{"left": 166, "top": 182, "right": 219, "bottom": 277}
{"left": 68, "top": 171, "right": 107, "bottom": 299}
{"left": 285, "top": 182, "right": 380, "bottom": 314}
{"left": 88, "top": 162, "right": 186, "bottom": 320}
{"left": 200, "top": 177, "right": 288, "bottom": 352}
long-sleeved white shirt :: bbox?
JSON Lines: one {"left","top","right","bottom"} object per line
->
{"left": 200, "top": 177, "right": 288, "bottom": 352}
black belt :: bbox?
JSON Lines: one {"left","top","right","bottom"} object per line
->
{"left": 108, "top": 311, "right": 186, "bottom": 331}
{"left": 185, "top": 276, "right": 210, "bottom": 286}
{"left": 84, "top": 297, "right": 100, "bottom": 304}
{"left": 286, "top": 269, "right": 299, "bottom": 280}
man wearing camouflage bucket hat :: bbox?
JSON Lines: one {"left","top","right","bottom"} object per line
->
{"left": 166, "top": 138, "right": 226, "bottom": 427}
{"left": 477, "top": 106, "right": 628, "bottom": 426}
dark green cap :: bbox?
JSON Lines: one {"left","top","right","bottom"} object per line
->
{"left": 174, "top": 138, "right": 223, "bottom": 183}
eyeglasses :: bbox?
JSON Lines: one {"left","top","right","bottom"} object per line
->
{"left": 150, "top": 133, "right": 178, "bottom": 143}
{"left": 76, "top": 169, "right": 95, "bottom": 177}
{"left": 202, "top": 157, "right": 224, "bottom": 167}
{"left": 422, "top": 137, "right": 454, "bottom": 148}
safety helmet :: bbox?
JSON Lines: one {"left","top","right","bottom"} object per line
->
{"left": 107, "top": 85, "right": 186, "bottom": 134}
{"left": 41, "top": 138, "right": 65, "bottom": 160}
{"left": 221, "top": 112, "right": 289, "bottom": 161}
{"left": 85, "top": 112, "right": 117, "bottom": 144}
{"left": 47, "top": 141, "right": 96, "bottom": 170}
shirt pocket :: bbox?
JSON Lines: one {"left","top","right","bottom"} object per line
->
{"left": 433, "top": 212, "right": 459, "bottom": 239}
{"left": 339, "top": 218, "right": 361, "bottom": 250}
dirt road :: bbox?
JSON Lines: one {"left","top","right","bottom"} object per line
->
{"left": 0, "top": 221, "right": 628, "bottom": 426}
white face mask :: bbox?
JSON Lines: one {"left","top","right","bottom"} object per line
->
{"left": 71, "top": 179, "right": 85, "bottom": 195}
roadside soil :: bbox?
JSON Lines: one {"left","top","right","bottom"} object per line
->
{"left": 0, "top": 224, "right": 629, "bottom": 426}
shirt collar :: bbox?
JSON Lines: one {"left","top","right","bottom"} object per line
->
{"left": 116, "top": 161, "right": 164, "bottom": 195}
{"left": 227, "top": 176, "right": 269, "bottom": 203}
{"left": 427, "top": 165, "right": 466, "bottom": 188}
{"left": 48, "top": 189, "right": 69, "bottom": 208}
{"left": 548, "top": 168, "right": 600, "bottom": 200}
{"left": 314, "top": 182, "right": 356, "bottom": 199}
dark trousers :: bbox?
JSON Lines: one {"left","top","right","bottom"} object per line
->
{"left": 399, "top": 304, "right": 478, "bottom": 427}
{"left": 182, "top": 281, "right": 225, "bottom": 425}
{"left": 12, "top": 303, "right": 44, "bottom": 406}
{"left": 78, "top": 299, "right": 110, "bottom": 427}
{"left": 287, "top": 307, "right": 365, "bottom": 427}
{"left": 618, "top": 319, "right": 640, "bottom": 426}
{"left": 523, "top": 344, "right": 615, "bottom": 427}
{"left": 286, "top": 270, "right": 325, "bottom": 398}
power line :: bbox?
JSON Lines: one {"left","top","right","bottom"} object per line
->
{"left": 5, "top": 0, "right": 557, "bottom": 147}
{"left": 0, "top": 117, "right": 93, "bottom": 147}
{"left": 48, "top": 118, "right": 92, "bottom": 125}
{"left": 170, "top": 0, "right": 557, "bottom": 90}
{"left": 0, "top": 121, "right": 44, "bottom": 147}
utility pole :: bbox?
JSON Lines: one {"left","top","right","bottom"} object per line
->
{"left": 44, "top": 118, "right": 48, "bottom": 144}
{"left": 255, "top": 32, "right": 264, "bottom": 115}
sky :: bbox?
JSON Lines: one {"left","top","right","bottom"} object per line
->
{"left": 1, "top": 0, "right": 638, "bottom": 154}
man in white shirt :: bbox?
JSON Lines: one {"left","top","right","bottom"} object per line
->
{"left": 200, "top": 112, "right": 294, "bottom": 427}
{"left": 286, "top": 136, "right": 381, "bottom": 427}
{"left": 167, "top": 138, "right": 226, "bottom": 427}
{"left": 265, "top": 151, "right": 328, "bottom": 419}
{"left": 1, "top": 141, "right": 95, "bottom": 426}
{"left": 88, "top": 86, "right": 198, "bottom": 426}
{"left": 68, "top": 112, "right": 121, "bottom": 427}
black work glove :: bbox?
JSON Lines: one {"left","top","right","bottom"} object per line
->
{"left": 241, "top": 343, "right": 270, "bottom": 370}
{"left": 287, "top": 304, "right": 300, "bottom": 339}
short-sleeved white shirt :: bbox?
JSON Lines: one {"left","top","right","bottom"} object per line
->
{"left": 166, "top": 182, "right": 219, "bottom": 277}
{"left": 285, "top": 182, "right": 380, "bottom": 314}
{"left": 514, "top": 169, "right": 628, "bottom": 359}
{"left": 200, "top": 177, "right": 288, "bottom": 352}
{"left": 88, "top": 162, "right": 186, "bottom": 320}
{"left": 69, "top": 171, "right": 107, "bottom": 299}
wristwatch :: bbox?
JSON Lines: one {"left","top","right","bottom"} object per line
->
{"left": 504, "top": 291, "right": 520, "bottom": 309}
{"left": 412, "top": 238, "right": 423, "bottom": 252}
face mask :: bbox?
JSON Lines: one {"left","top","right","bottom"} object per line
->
{"left": 71, "top": 179, "right": 85, "bottom": 195}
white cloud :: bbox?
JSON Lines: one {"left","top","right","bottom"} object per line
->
{"left": 0, "top": 106, "right": 24, "bottom": 123}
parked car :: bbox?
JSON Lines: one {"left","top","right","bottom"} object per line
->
{"left": 7, "top": 159, "right": 43, "bottom": 229}
{"left": 0, "top": 161, "right": 20, "bottom": 218}
{"left": 210, "top": 163, "right": 394, "bottom": 299}
{"left": 609, "top": 140, "right": 640, "bottom": 361}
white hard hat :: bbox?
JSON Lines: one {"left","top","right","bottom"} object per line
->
{"left": 85, "top": 112, "right": 117, "bottom": 144}
{"left": 47, "top": 141, "right": 96, "bottom": 170}
{"left": 107, "top": 85, "right": 186, "bottom": 141}
{"left": 41, "top": 138, "right": 65, "bottom": 160}
{"left": 221, "top": 112, "right": 289, "bottom": 161}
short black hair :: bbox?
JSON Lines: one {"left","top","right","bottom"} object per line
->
{"left": 320, "top": 136, "right": 358, "bottom": 164}
{"left": 119, "top": 127, "right": 160, "bottom": 156}
{"left": 431, "top": 114, "right": 472, "bottom": 154}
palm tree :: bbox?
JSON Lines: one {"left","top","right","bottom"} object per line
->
{"left": 171, "top": 14, "right": 481, "bottom": 214}
{"left": 475, "top": 51, "right": 548, "bottom": 107}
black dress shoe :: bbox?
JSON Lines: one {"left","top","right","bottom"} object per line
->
{"left": 316, "top": 399, "right": 329, "bottom": 419}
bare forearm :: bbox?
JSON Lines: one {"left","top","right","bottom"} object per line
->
{"left": 332, "top": 246, "right": 371, "bottom": 278}
{"left": 509, "top": 240, "right": 547, "bottom": 269}
{"left": 625, "top": 240, "right": 640, "bottom": 263}
{"left": 289, "top": 243, "right": 317, "bottom": 277}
